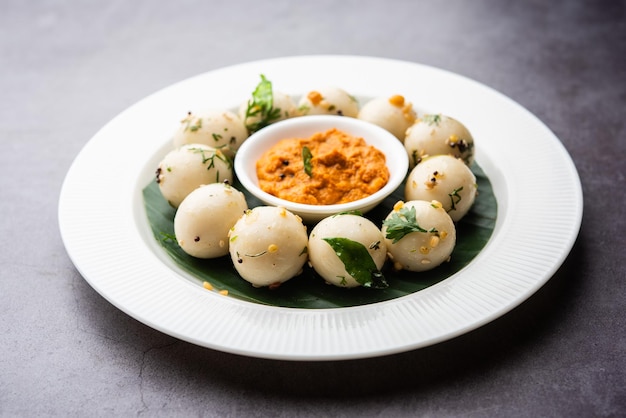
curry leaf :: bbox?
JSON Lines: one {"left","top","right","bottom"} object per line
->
{"left": 244, "top": 75, "right": 282, "bottom": 133}
{"left": 322, "top": 237, "right": 388, "bottom": 289}
{"left": 302, "top": 146, "right": 313, "bottom": 177}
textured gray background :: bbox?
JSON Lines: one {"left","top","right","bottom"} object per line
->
{"left": 2, "top": 0, "right": 625, "bottom": 416}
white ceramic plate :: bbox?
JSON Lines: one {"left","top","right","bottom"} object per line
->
{"left": 58, "top": 56, "right": 582, "bottom": 361}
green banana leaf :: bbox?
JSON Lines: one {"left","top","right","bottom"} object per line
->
{"left": 142, "top": 163, "right": 497, "bottom": 308}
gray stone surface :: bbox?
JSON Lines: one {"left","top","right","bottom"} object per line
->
{"left": 1, "top": 0, "right": 624, "bottom": 416}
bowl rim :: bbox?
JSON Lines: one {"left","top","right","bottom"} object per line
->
{"left": 233, "top": 115, "right": 409, "bottom": 215}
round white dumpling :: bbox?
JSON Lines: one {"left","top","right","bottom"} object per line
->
{"left": 297, "top": 87, "right": 359, "bottom": 117}
{"left": 238, "top": 90, "right": 299, "bottom": 133}
{"left": 382, "top": 200, "right": 456, "bottom": 272}
{"left": 228, "top": 206, "right": 308, "bottom": 287}
{"left": 308, "top": 214, "right": 387, "bottom": 288}
{"left": 404, "top": 114, "right": 475, "bottom": 168}
{"left": 174, "top": 183, "right": 248, "bottom": 259}
{"left": 404, "top": 155, "right": 477, "bottom": 222}
{"left": 358, "top": 95, "right": 417, "bottom": 140}
{"left": 172, "top": 109, "right": 249, "bottom": 154}
{"left": 156, "top": 144, "right": 233, "bottom": 208}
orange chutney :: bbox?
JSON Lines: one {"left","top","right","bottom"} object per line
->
{"left": 256, "top": 128, "right": 390, "bottom": 205}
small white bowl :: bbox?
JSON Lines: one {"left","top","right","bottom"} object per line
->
{"left": 234, "top": 115, "right": 409, "bottom": 223}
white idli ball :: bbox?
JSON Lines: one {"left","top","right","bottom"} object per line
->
{"left": 404, "top": 155, "right": 477, "bottom": 222}
{"left": 174, "top": 183, "right": 248, "bottom": 258}
{"left": 404, "top": 114, "right": 475, "bottom": 168}
{"left": 358, "top": 95, "right": 417, "bottom": 140}
{"left": 172, "top": 109, "right": 249, "bottom": 154}
{"left": 308, "top": 214, "right": 387, "bottom": 288}
{"left": 228, "top": 206, "right": 308, "bottom": 287}
{"left": 382, "top": 200, "right": 456, "bottom": 272}
{"left": 297, "top": 87, "right": 359, "bottom": 117}
{"left": 156, "top": 144, "right": 233, "bottom": 208}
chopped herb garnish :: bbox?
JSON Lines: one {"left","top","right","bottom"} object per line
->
{"left": 189, "top": 147, "right": 232, "bottom": 169}
{"left": 333, "top": 210, "right": 364, "bottom": 217}
{"left": 244, "top": 74, "right": 282, "bottom": 133}
{"left": 421, "top": 114, "right": 442, "bottom": 126}
{"left": 302, "top": 146, "right": 313, "bottom": 177}
{"left": 212, "top": 133, "right": 223, "bottom": 142}
{"left": 383, "top": 206, "right": 438, "bottom": 243}
{"left": 160, "top": 232, "right": 177, "bottom": 243}
{"left": 448, "top": 187, "right": 463, "bottom": 211}
{"left": 186, "top": 117, "right": 202, "bottom": 132}
{"left": 323, "top": 237, "right": 388, "bottom": 289}
{"left": 411, "top": 149, "right": 421, "bottom": 166}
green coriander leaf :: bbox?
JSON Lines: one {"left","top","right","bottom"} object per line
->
{"left": 383, "top": 206, "right": 438, "bottom": 243}
{"left": 323, "top": 237, "right": 388, "bottom": 289}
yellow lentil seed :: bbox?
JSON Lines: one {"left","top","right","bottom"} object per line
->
{"left": 308, "top": 91, "right": 323, "bottom": 105}
{"left": 388, "top": 95, "right": 405, "bottom": 107}
{"left": 419, "top": 246, "right": 430, "bottom": 254}
{"left": 268, "top": 244, "right": 278, "bottom": 253}
{"left": 430, "top": 236, "right": 440, "bottom": 248}
{"left": 203, "top": 282, "right": 214, "bottom": 291}
{"left": 219, "top": 289, "right": 229, "bottom": 296}
{"left": 393, "top": 201, "right": 405, "bottom": 211}
{"left": 440, "top": 230, "right": 448, "bottom": 240}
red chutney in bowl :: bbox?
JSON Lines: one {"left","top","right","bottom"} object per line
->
{"left": 255, "top": 128, "right": 390, "bottom": 205}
